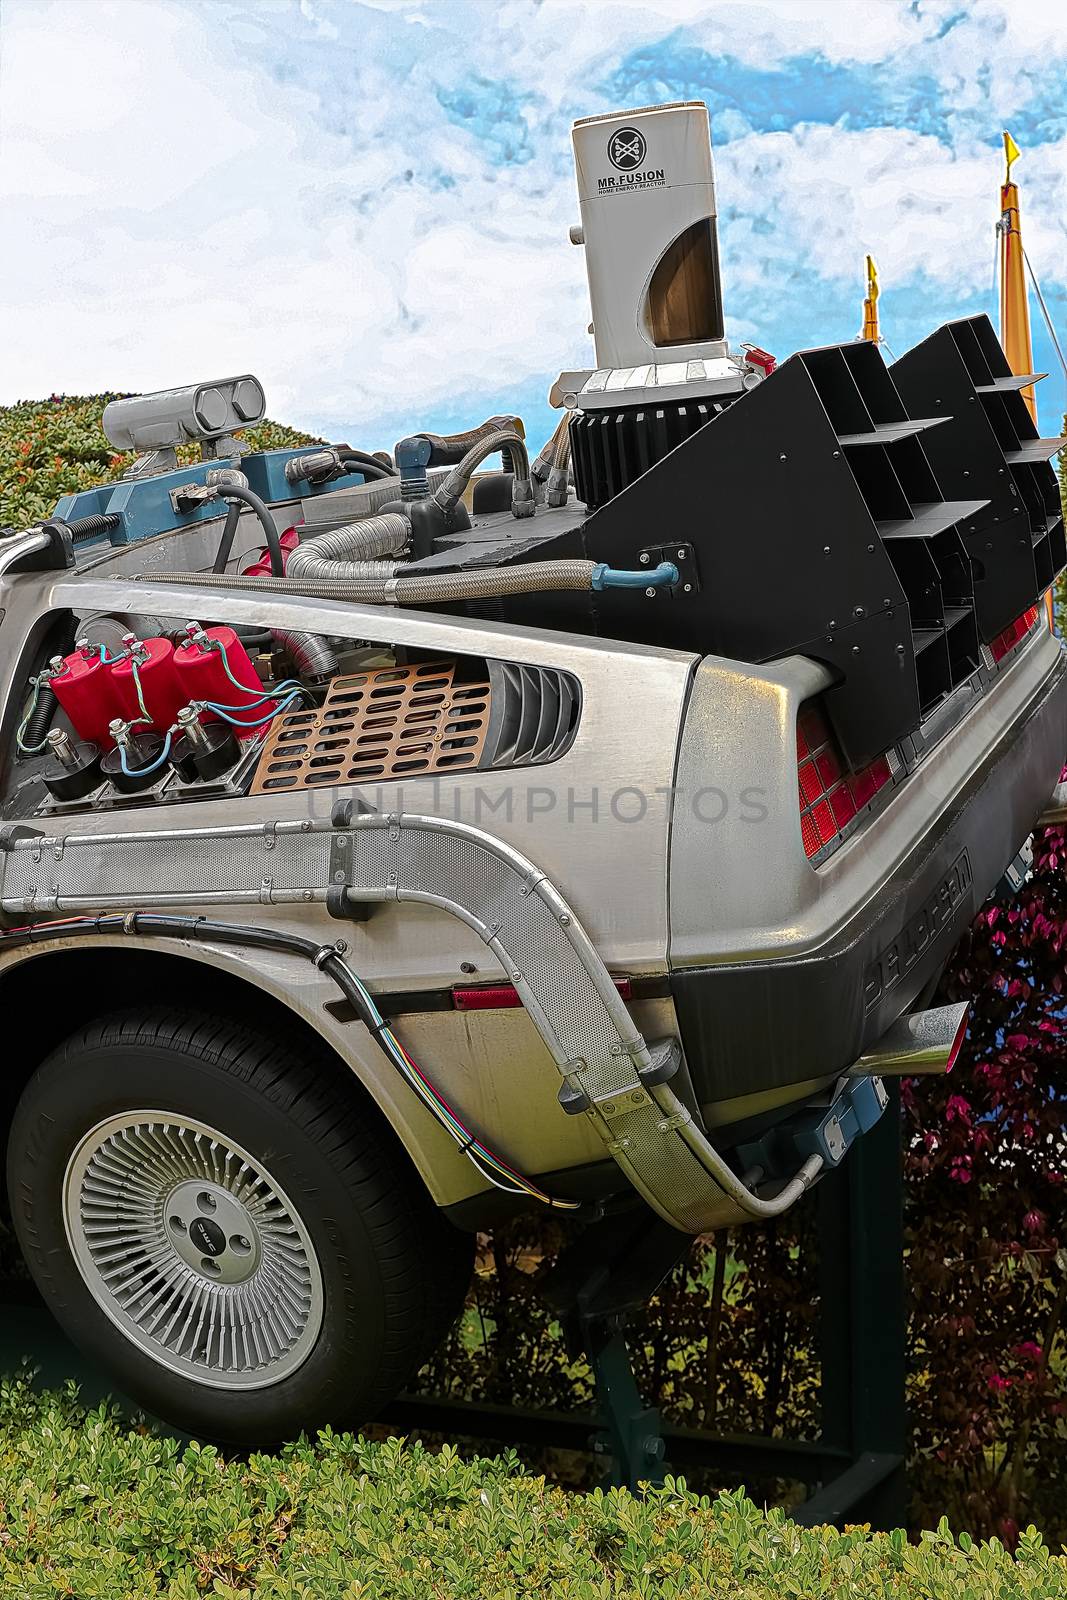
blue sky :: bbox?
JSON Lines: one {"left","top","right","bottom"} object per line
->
{"left": 2, "top": 0, "right": 1066, "bottom": 448}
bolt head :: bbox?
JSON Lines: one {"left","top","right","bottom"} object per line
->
{"left": 639, "top": 552, "right": 650, "bottom": 563}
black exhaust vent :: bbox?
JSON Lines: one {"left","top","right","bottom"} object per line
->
{"left": 483, "top": 662, "right": 581, "bottom": 767}
{"left": 889, "top": 315, "right": 1066, "bottom": 641}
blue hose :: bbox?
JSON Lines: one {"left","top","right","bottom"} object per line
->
{"left": 590, "top": 561, "right": 679, "bottom": 591}
{"left": 119, "top": 730, "right": 173, "bottom": 778}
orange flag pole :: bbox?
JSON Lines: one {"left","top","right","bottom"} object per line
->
{"left": 998, "top": 131, "right": 1038, "bottom": 426}
{"left": 861, "top": 255, "right": 880, "bottom": 344}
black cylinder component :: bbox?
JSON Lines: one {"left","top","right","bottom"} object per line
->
{"left": 169, "top": 724, "right": 240, "bottom": 784}
{"left": 100, "top": 734, "right": 167, "bottom": 794}
{"left": 408, "top": 497, "right": 471, "bottom": 559}
{"left": 569, "top": 396, "right": 740, "bottom": 511}
{"left": 42, "top": 740, "right": 102, "bottom": 802}
{"left": 472, "top": 473, "right": 514, "bottom": 514}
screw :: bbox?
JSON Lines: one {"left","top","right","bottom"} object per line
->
{"left": 779, "top": 452, "right": 788, "bottom": 461}
{"left": 683, "top": 583, "right": 692, "bottom": 593}
{"left": 645, "top": 587, "right": 655, "bottom": 597}
{"left": 639, "top": 552, "right": 650, "bottom": 564}
{"left": 676, "top": 549, "right": 686, "bottom": 560}
{"left": 853, "top": 606, "right": 864, "bottom": 618}
{"left": 558, "top": 913, "right": 570, "bottom": 926}
{"left": 46, "top": 728, "right": 80, "bottom": 771}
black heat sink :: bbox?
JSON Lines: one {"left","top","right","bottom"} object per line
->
{"left": 570, "top": 392, "right": 743, "bottom": 510}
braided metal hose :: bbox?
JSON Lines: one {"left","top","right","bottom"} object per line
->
{"left": 143, "top": 559, "right": 600, "bottom": 603}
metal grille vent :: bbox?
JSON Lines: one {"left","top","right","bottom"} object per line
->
{"left": 251, "top": 660, "right": 491, "bottom": 792}
{"left": 482, "top": 661, "right": 581, "bottom": 767}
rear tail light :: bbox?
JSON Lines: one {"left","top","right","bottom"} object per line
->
{"left": 454, "top": 977, "right": 633, "bottom": 1010}
{"left": 797, "top": 703, "right": 894, "bottom": 862}
{"left": 988, "top": 604, "right": 1041, "bottom": 664}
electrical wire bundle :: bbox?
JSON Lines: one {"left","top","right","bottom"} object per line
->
{"left": 338, "top": 962, "right": 581, "bottom": 1211}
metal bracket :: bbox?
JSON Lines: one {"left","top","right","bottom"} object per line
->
{"left": 557, "top": 1035, "right": 682, "bottom": 1116}
{"left": 324, "top": 798, "right": 376, "bottom": 923}
{"left": 638, "top": 542, "right": 699, "bottom": 595}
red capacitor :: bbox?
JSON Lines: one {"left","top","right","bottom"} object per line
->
{"left": 173, "top": 625, "right": 267, "bottom": 723}
{"left": 50, "top": 647, "right": 125, "bottom": 750}
{"left": 110, "top": 638, "right": 187, "bottom": 733}
{"left": 241, "top": 526, "right": 300, "bottom": 578}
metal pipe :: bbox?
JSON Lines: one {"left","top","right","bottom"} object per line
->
{"left": 432, "top": 428, "right": 534, "bottom": 519}
{"left": 847, "top": 1002, "right": 970, "bottom": 1077}
{"left": 286, "top": 511, "right": 410, "bottom": 582}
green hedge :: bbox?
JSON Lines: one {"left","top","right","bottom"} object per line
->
{"left": 2, "top": 1378, "right": 1064, "bottom": 1599}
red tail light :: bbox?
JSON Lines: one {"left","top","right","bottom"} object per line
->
{"left": 454, "top": 977, "right": 633, "bottom": 1010}
{"left": 797, "top": 703, "right": 894, "bottom": 861}
{"left": 989, "top": 604, "right": 1041, "bottom": 664}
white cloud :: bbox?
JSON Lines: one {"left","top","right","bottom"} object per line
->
{"left": 0, "top": 0, "right": 1065, "bottom": 444}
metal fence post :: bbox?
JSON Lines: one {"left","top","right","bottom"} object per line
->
{"left": 799, "top": 1082, "right": 908, "bottom": 1529}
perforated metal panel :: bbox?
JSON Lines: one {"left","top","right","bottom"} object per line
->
{"left": 252, "top": 660, "right": 492, "bottom": 793}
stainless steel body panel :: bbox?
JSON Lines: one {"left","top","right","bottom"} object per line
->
{"left": 669, "top": 626, "right": 1065, "bottom": 968}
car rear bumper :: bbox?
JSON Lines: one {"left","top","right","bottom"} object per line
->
{"left": 672, "top": 636, "right": 1067, "bottom": 1129}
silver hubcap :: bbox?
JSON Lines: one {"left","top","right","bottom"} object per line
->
{"left": 63, "top": 1113, "right": 324, "bottom": 1389}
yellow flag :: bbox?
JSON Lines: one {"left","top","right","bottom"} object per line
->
{"left": 1004, "top": 130, "right": 1021, "bottom": 179}
{"left": 865, "top": 254, "right": 879, "bottom": 304}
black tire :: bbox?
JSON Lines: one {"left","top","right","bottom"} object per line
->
{"left": 7, "top": 1008, "right": 473, "bottom": 1444}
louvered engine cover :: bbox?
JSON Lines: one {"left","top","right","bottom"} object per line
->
{"left": 251, "top": 658, "right": 580, "bottom": 793}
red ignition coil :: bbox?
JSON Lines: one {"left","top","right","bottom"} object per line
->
{"left": 173, "top": 623, "right": 270, "bottom": 723}
{"left": 49, "top": 642, "right": 125, "bottom": 750}
{"left": 109, "top": 636, "right": 186, "bottom": 734}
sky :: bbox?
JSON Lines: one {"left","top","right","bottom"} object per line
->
{"left": 2, "top": 0, "right": 1066, "bottom": 453}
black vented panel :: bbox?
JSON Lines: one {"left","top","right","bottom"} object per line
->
{"left": 890, "top": 315, "right": 1066, "bottom": 642}
{"left": 482, "top": 662, "right": 581, "bottom": 767}
{"left": 570, "top": 395, "right": 741, "bottom": 510}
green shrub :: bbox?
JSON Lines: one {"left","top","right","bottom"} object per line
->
{"left": 1, "top": 1377, "right": 1064, "bottom": 1598}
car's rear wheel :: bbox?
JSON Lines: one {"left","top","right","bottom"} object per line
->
{"left": 7, "top": 1007, "right": 473, "bottom": 1444}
